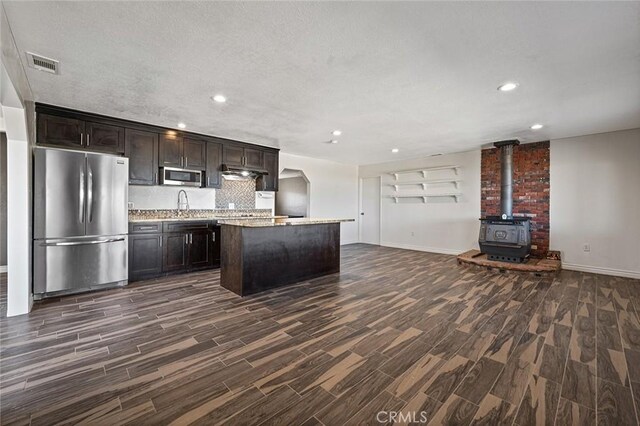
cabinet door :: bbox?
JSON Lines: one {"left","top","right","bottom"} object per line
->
{"left": 162, "top": 233, "right": 188, "bottom": 272}
{"left": 244, "top": 147, "right": 264, "bottom": 169}
{"left": 129, "top": 234, "right": 162, "bottom": 281}
{"left": 125, "top": 129, "right": 159, "bottom": 185}
{"left": 188, "top": 230, "right": 213, "bottom": 269}
{"left": 223, "top": 145, "right": 245, "bottom": 168}
{"left": 206, "top": 141, "right": 223, "bottom": 188}
{"left": 37, "top": 113, "right": 85, "bottom": 148}
{"left": 183, "top": 137, "right": 206, "bottom": 170}
{"left": 159, "top": 134, "right": 184, "bottom": 168}
{"left": 258, "top": 151, "right": 279, "bottom": 191}
{"left": 86, "top": 122, "right": 125, "bottom": 154}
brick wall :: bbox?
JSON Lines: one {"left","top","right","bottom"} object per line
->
{"left": 481, "top": 141, "right": 550, "bottom": 257}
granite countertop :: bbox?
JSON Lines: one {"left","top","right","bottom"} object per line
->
{"left": 128, "top": 208, "right": 287, "bottom": 223}
{"left": 130, "top": 215, "right": 288, "bottom": 223}
{"left": 216, "top": 218, "right": 355, "bottom": 227}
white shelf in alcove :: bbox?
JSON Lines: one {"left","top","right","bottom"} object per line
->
{"left": 389, "top": 193, "right": 462, "bottom": 203}
{"left": 388, "top": 165, "right": 461, "bottom": 180}
{"left": 387, "top": 179, "right": 462, "bottom": 191}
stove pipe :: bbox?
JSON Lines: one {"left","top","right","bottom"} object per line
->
{"left": 493, "top": 140, "right": 520, "bottom": 218}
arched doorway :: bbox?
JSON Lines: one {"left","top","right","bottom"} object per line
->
{"left": 276, "top": 168, "right": 310, "bottom": 218}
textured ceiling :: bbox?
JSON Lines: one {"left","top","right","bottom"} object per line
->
{"left": 3, "top": 1, "right": 640, "bottom": 165}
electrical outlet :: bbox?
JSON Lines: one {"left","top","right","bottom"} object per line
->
{"left": 583, "top": 244, "right": 591, "bottom": 252}
{"left": 228, "top": 203, "right": 235, "bottom": 209}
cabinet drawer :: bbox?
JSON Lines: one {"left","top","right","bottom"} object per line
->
{"left": 129, "top": 222, "right": 162, "bottom": 234}
{"left": 162, "top": 221, "right": 214, "bottom": 233}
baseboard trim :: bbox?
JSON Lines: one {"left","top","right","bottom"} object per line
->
{"left": 379, "top": 242, "right": 462, "bottom": 256}
{"left": 0, "top": 265, "right": 6, "bottom": 273}
{"left": 562, "top": 262, "right": 640, "bottom": 279}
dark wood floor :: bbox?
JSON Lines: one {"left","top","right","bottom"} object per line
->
{"left": 1, "top": 244, "right": 640, "bottom": 425}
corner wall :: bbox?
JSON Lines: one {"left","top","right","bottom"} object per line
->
{"left": 279, "top": 153, "right": 358, "bottom": 244}
{"left": 550, "top": 128, "right": 640, "bottom": 278}
{"left": 359, "top": 149, "right": 481, "bottom": 254}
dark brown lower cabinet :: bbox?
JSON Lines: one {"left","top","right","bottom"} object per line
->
{"left": 129, "top": 221, "right": 220, "bottom": 282}
{"left": 189, "top": 229, "right": 213, "bottom": 269}
{"left": 128, "top": 234, "right": 163, "bottom": 281}
{"left": 162, "top": 233, "right": 189, "bottom": 273}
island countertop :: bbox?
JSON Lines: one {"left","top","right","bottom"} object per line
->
{"left": 216, "top": 218, "right": 355, "bottom": 227}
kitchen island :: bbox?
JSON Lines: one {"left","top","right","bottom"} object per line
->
{"left": 218, "top": 218, "right": 354, "bottom": 296}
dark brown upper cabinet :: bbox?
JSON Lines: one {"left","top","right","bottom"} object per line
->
{"left": 244, "top": 147, "right": 264, "bottom": 169}
{"left": 183, "top": 137, "right": 206, "bottom": 170}
{"left": 257, "top": 150, "right": 279, "bottom": 191}
{"left": 223, "top": 144, "right": 265, "bottom": 169}
{"left": 159, "top": 133, "right": 206, "bottom": 170}
{"left": 125, "top": 129, "right": 158, "bottom": 185}
{"left": 159, "top": 133, "right": 184, "bottom": 168}
{"left": 85, "top": 122, "right": 125, "bottom": 154}
{"left": 36, "top": 103, "right": 278, "bottom": 189}
{"left": 37, "top": 113, "right": 125, "bottom": 155}
{"left": 223, "top": 144, "right": 245, "bottom": 168}
{"left": 37, "top": 114, "right": 85, "bottom": 148}
{"left": 206, "top": 140, "right": 223, "bottom": 188}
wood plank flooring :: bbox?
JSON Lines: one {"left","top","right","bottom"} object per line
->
{"left": 1, "top": 244, "right": 640, "bottom": 425}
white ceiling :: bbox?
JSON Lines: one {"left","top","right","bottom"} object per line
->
{"left": 3, "top": 1, "right": 640, "bottom": 165}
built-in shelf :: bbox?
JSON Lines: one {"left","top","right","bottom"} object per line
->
{"left": 389, "top": 165, "right": 460, "bottom": 180}
{"left": 387, "top": 179, "right": 462, "bottom": 191}
{"left": 389, "top": 193, "right": 462, "bottom": 203}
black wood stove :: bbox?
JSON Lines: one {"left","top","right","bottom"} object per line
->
{"left": 479, "top": 140, "right": 531, "bottom": 263}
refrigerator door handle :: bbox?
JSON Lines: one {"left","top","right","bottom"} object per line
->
{"left": 39, "top": 237, "right": 126, "bottom": 247}
{"left": 87, "top": 161, "right": 94, "bottom": 223}
{"left": 79, "top": 165, "right": 85, "bottom": 223}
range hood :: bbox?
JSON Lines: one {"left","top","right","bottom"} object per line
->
{"left": 221, "top": 164, "right": 268, "bottom": 180}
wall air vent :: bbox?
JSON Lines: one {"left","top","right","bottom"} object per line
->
{"left": 26, "top": 52, "right": 59, "bottom": 74}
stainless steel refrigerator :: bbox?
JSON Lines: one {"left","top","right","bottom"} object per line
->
{"left": 33, "top": 147, "right": 129, "bottom": 298}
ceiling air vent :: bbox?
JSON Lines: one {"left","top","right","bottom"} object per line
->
{"left": 26, "top": 52, "right": 59, "bottom": 74}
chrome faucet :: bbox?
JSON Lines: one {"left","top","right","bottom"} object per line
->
{"left": 177, "top": 189, "right": 190, "bottom": 212}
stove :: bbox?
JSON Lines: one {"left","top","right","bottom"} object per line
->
{"left": 479, "top": 140, "right": 532, "bottom": 263}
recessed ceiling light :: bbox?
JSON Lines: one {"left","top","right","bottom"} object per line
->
{"left": 391, "top": 148, "right": 399, "bottom": 153}
{"left": 530, "top": 123, "right": 544, "bottom": 130}
{"left": 332, "top": 130, "right": 342, "bottom": 136}
{"left": 213, "top": 94, "right": 227, "bottom": 103}
{"left": 497, "top": 82, "right": 519, "bottom": 92}
{"left": 177, "top": 122, "right": 186, "bottom": 129}
{"left": 330, "top": 140, "right": 338, "bottom": 144}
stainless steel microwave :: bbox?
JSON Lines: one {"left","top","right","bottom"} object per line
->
{"left": 160, "top": 167, "right": 202, "bottom": 187}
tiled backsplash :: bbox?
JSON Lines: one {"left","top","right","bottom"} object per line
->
{"left": 215, "top": 178, "right": 256, "bottom": 209}
{"left": 128, "top": 178, "right": 257, "bottom": 210}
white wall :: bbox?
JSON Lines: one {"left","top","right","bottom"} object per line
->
{"left": 359, "top": 150, "right": 481, "bottom": 255}
{"left": 2, "top": 4, "right": 35, "bottom": 316}
{"left": 279, "top": 153, "right": 359, "bottom": 244}
{"left": 550, "top": 128, "right": 640, "bottom": 278}
{"left": 128, "top": 185, "right": 216, "bottom": 210}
